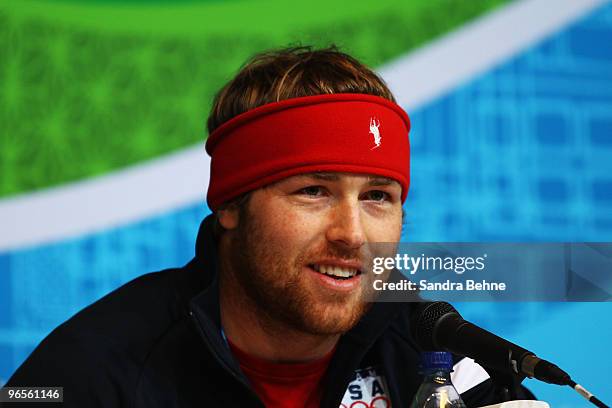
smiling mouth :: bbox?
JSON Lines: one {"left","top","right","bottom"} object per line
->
{"left": 309, "top": 264, "right": 362, "bottom": 280}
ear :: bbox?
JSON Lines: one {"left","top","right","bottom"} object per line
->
{"left": 217, "top": 206, "right": 240, "bottom": 230}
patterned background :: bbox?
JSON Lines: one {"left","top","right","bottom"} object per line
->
{"left": 0, "top": 0, "right": 505, "bottom": 197}
{"left": 1, "top": 0, "right": 611, "bottom": 406}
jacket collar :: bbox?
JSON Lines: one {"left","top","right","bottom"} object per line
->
{"left": 189, "top": 214, "right": 246, "bottom": 380}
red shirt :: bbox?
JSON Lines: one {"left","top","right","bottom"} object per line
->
{"left": 227, "top": 339, "right": 335, "bottom": 408}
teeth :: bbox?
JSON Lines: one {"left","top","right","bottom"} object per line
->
{"left": 312, "top": 264, "right": 358, "bottom": 278}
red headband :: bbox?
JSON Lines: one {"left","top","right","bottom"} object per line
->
{"left": 205, "top": 93, "right": 411, "bottom": 211}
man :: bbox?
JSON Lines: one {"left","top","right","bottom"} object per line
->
{"left": 5, "top": 46, "right": 531, "bottom": 407}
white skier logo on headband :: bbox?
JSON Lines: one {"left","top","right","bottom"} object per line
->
{"left": 369, "top": 117, "right": 381, "bottom": 150}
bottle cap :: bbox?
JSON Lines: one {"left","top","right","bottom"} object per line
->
{"left": 420, "top": 351, "right": 453, "bottom": 371}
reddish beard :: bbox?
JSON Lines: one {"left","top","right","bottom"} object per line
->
{"left": 225, "top": 208, "right": 373, "bottom": 336}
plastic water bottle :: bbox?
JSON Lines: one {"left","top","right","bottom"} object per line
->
{"left": 410, "top": 351, "right": 467, "bottom": 408}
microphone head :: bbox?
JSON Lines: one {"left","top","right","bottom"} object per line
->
{"left": 410, "top": 301, "right": 460, "bottom": 350}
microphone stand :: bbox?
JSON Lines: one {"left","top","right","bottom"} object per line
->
{"left": 478, "top": 360, "right": 609, "bottom": 407}
{"left": 479, "top": 364, "right": 527, "bottom": 402}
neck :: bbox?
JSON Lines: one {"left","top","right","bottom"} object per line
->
{"left": 218, "top": 237, "right": 339, "bottom": 363}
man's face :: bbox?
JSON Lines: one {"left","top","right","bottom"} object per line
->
{"left": 221, "top": 172, "right": 403, "bottom": 335}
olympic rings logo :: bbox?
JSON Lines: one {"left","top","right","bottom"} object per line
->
{"left": 339, "top": 396, "right": 391, "bottom": 408}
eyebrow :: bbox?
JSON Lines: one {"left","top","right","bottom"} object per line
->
{"left": 307, "top": 172, "right": 340, "bottom": 181}
{"left": 305, "top": 172, "right": 400, "bottom": 187}
{"left": 368, "top": 177, "right": 398, "bottom": 187}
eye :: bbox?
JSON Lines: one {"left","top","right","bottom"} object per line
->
{"left": 362, "top": 190, "right": 391, "bottom": 202}
{"left": 297, "top": 186, "right": 325, "bottom": 197}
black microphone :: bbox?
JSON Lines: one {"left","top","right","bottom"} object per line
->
{"left": 409, "top": 301, "right": 610, "bottom": 407}
{"left": 409, "top": 301, "right": 570, "bottom": 385}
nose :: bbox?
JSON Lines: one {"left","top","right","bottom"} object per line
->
{"left": 325, "top": 201, "right": 366, "bottom": 249}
